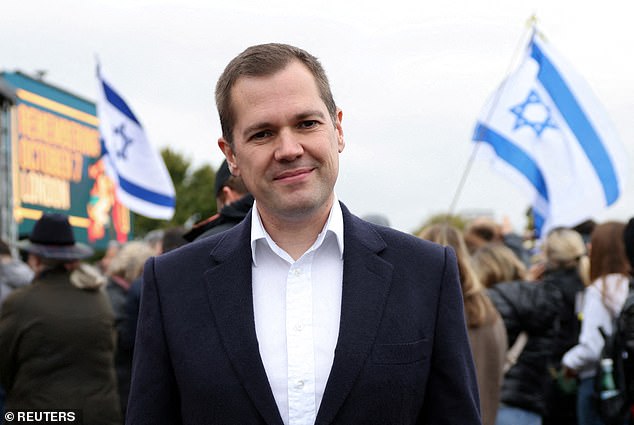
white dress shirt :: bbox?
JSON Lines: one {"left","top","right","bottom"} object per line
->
{"left": 251, "top": 199, "right": 344, "bottom": 425}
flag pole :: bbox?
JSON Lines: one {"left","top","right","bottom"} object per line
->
{"left": 446, "top": 16, "right": 538, "bottom": 217}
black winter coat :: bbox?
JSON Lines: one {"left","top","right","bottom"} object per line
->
{"left": 183, "top": 194, "right": 254, "bottom": 242}
{"left": 542, "top": 268, "right": 585, "bottom": 360}
{"left": 541, "top": 268, "right": 585, "bottom": 425}
{"left": 488, "top": 280, "right": 564, "bottom": 416}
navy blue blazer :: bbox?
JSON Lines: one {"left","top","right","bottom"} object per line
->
{"left": 127, "top": 204, "right": 481, "bottom": 425}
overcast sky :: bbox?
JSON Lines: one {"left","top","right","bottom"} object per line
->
{"left": 3, "top": 0, "right": 633, "bottom": 233}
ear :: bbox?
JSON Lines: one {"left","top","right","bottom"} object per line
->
{"left": 222, "top": 186, "right": 241, "bottom": 205}
{"left": 335, "top": 109, "right": 345, "bottom": 153}
{"left": 218, "top": 138, "right": 239, "bottom": 176}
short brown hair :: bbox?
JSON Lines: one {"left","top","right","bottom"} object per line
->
{"left": 217, "top": 175, "right": 249, "bottom": 206}
{"left": 215, "top": 43, "right": 337, "bottom": 145}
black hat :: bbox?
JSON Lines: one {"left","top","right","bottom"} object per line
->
{"left": 625, "top": 217, "right": 634, "bottom": 269}
{"left": 16, "top": 213, "right": 93, "bottom": 260}
{"left": 214, "top": 160, "right": 232, "bottom": 197}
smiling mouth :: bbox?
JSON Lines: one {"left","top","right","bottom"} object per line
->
{"left": 274, "top": 168, "right": 314, "bottom": 182}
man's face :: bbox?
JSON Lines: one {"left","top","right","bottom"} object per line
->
{"left": 27, "top": 254, "right": 42, "bottom": 273}
{"left": 219, "top": 60, "right": 344, "bottom": 223}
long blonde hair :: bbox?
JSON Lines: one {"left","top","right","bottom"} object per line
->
{"left": 542, "top": 227, "right": 590, "bottom": 286}
{"left": 419, "top": 223, "right": 498, "bottom": 328}
{"left": 471, "top": 243, "right": 527, "bottom": 288}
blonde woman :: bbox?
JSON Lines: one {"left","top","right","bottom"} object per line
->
{"left": 420, "top": 224, "right": 507, "bottom": 425}
{"left": 539, "top": 228, "right": 589, "bottom": 425}
{"left": 472, "top": 242, "right": 561, "bottom": 425}
{"left": 563, "top": 222, "right": 631, "bottom": 425}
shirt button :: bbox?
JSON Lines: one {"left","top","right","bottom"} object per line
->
{"left": 294, "top": 323, "right": 303, "bottom": 332}
{"left": 296, "top": 380, "right": 304, "bottom": 389}
{"left": 293, "top": 269, "right": 302, "bottom": 277}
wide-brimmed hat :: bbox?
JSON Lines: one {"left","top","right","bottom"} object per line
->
{"left": 16, "top": 213, "right": 93, "bottom": 260}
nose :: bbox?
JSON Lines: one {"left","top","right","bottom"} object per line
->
{"left": 274, "top": 129, "right": 303, "bottom": 162}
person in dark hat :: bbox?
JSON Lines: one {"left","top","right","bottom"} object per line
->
{"left": 0, "top": 213, "right": 121, "bottom": 424}
{"left": 183, "top": 159, "right": 254, "bottom": 241}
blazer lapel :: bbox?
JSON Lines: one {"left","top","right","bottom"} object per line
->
{"left": 204, "top": 217, "right": 284, "bottom": 425}
{"left": 316, "top": 207, "right": 394, "bottom": 425}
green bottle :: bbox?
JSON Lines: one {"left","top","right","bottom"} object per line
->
{"left": 600, "top": 358, "right": 619, "bottom": 399}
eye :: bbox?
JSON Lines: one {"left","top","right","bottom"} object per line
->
{"left": 298, "top": 120, "right": 319, "bottom": 129}
{"left": 250, "top": 130, "right": 273, "bottom": 141}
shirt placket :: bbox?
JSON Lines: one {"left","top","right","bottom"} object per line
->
{"left": 286, "top": 256, "right": 316, "bottom": 425}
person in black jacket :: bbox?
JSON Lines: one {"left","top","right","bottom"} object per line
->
{"left": 183, "top": 160, "right": 253, "bottom": 242}
{"left": 473, "top": 242, "right": 563, "bottom": 425}
{"left": 538, "top": 228, "right": 589, "bottom": 425}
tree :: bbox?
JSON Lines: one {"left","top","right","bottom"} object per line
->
{"left": 178, "top": 164, "right": 217, "bottom": 225}
{"left": 132, "top": 148, "right": 217, "bottom": 237}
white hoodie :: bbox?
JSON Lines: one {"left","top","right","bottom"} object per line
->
{"left": 562, "top": 273, "right": 630, "bottom": 378}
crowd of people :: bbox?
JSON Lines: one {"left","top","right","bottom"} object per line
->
{"left": 1, "top": 207, "right": 632, "bottom": 425}
{"left": 0, "top": 154, "right": 257, "bottom": 423}
{"left": 418, "top": 218, "right": 634, "bottom": 425}
{"left": 0, "top": 42, "right": 633, "bottom": 425}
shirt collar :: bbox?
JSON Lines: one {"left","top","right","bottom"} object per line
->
{"left": 250, "top": 194, "right": 344, "bottom": 266}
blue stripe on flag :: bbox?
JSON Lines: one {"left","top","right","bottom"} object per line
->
{"left": 101, "top": 80, "right": 141, "bottom": 126}
{"left": 532, "top": 209, "right": 546, "bottom": 237}
{"left": 530, "top": 41, "right": 620, "bottom": 205}
{"left": 473, "top": 123, "right": 550, "bottom": 202}
{"left": 118, "top": 175, "right": 175, "bottom": 208}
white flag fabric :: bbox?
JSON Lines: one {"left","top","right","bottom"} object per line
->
{"left": 473, "top": 33, "right": 628, "bottom": 236}
{"left": 96, "top": 67, "right": 175, "bottom": 220}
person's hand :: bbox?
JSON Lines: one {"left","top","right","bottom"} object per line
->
{"left": 557, "top": 367, "right": 578, "bottom": 394}
{"left": 562, "top": 366, "right": 577, "bottom": 379}
{"left": 526, "top": 262, "right": 546, "bottom": 281}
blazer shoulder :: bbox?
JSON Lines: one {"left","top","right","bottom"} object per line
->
{"left": 157, "top": 215, "right": 251, "bottom": 268}
{"left": 343, "top": 207, "right": 451, "bottom": 271}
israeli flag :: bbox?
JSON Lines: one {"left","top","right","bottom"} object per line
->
{"left": 96, "top": 66, "right": 175, "bottom": 220}
{"left": 473, "top": 33, "right": 628, "bottom": 236}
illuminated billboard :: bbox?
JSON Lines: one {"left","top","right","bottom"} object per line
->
{"left": 1, "top": 72, "right": 131, "bottom": 249}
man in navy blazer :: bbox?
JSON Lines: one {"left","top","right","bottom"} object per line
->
{"left": 127, "top": 43, "right": 481, "bottom": 425}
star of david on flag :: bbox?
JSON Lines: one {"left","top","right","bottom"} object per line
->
{"left": 472, "top": 31, "right": 628, "bottom": 236}
{"left": 509, "top": 90, "right": 558, "bottom": 136}
{"left": 96, "top": 65, "right": 175, "bottom": 219}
